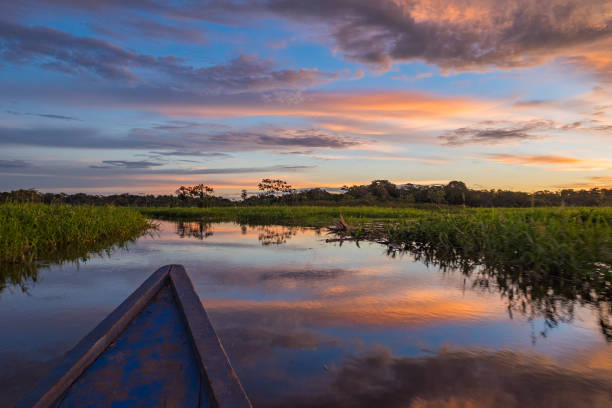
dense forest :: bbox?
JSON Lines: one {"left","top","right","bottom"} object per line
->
{"left": 1, "top": 180, "right": 611, "bottom": 207}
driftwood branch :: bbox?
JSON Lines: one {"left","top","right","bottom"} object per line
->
{"left": 327, "top": 215, "right": 356, "bottom": 234}
{"left": 326, "top": 217, "right": 404, "bottom": 251}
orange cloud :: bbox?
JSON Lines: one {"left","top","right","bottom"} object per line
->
{"left": 487, "top": 154, "right": 612, "bottom": 171}
{"left": 203, "top": 289, "right": 502, "bottom": 328}
{"left": 554, "top": 175, "right": 612, "bottom": 189}
{"left": 490, "top": 154, "right": 582, "bottom": 165}
{"left": 156, "top": 91, "right": 490, "bottom": 124}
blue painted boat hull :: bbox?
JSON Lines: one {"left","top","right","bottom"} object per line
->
{"left": 18, "top": 265, "right": 251, "bottom": 408}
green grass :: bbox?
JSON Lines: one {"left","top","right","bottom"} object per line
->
{"left": 386, "top": 208, "right": 612, "bottom": 301}
{"left": 1, "top": 203, "right": 151, "bottom": 290}
{"left": 139, "top": 205, "right": 429, "bottom": 226}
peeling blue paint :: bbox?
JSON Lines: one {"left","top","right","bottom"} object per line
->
{"left": 55, "top": 285, "right": 206, "bottom": 407}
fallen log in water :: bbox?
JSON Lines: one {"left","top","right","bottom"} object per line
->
{"left": 327, "top": 215, "right": 356, "bottom": 234}
{"left": 326, "top": 217, "right": 404, "bottom": 250}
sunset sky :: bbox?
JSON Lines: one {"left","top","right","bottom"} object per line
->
{"left": 1, "top": 1, "right": 611, "bottom": 197}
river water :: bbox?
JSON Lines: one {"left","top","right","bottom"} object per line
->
{"left": 1, "top": 221, "right": 610, "bottom": 407}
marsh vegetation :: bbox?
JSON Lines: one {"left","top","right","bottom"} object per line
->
{"left": 0, "top": 203, "right": 151, "bottom": 290}
{"left": 2, "top": 203, "right": 610, "bottom": 339}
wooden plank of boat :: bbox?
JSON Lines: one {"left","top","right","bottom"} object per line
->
{"left": 17, "top": 264, "right": 252, "bottom": 408}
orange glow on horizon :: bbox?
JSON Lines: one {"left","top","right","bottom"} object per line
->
{"left": 154, "top": 91, "right": 491, "bottom": 123}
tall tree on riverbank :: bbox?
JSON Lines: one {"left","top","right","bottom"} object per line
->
{"left": 258, "top": 179, "right": 294, "bottom": 197}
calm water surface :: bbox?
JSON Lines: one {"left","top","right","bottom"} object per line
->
{"left": 1, "top": 221, "right": 610, "bottom": 407}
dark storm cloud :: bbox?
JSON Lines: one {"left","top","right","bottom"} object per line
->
{"left": 6, "top": 110, "right": 80, "bottom": 121}
{"left": 0, "top": 21, "right": 336, "bottom": 92}
{"left": 4, "top": 1, "right": 611, "bottom": 72}
{"left": 233, "top": 0, "right": 612, "bottom": 71}
{"left": 13, "top": 0, "right": 612, "bottom": 71}
{"left": 440, "top": 120, "right": 556, "bottom": 145}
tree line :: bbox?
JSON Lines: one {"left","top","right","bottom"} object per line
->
{"left": 2, "top": 179, "right": 611, "bottom": 207}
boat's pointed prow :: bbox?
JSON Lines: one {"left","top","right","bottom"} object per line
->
{"left": 18, "top": 264, "right": 252, "bottom": 408}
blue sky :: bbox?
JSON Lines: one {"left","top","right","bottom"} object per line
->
{"left": 1, "top": 0, "right": 611, "bottom": 196}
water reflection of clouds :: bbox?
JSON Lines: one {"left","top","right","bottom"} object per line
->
{"left": 2, "top": 221, "right": 610, "bottom": 407}
{"left": 205, "top": 297, "right": 500, "bottom": 335}
{"left": 145, "top": 222, "right": 608, "bottom": 343}
{"left": 268, "top": 346, "right": 612, "bottom": 408}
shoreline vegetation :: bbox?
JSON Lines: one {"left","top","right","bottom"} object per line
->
{"left": 147, "top": 205, "right": 612, "bottom": 339}
{"left": 142, "top": 205, "right": 612, "bottom": 302}
{"left": 0, "top": 203, "right": 151, "bottom": 291}
{"left": 1, "top": 202, "right": 610, "bottom": 337}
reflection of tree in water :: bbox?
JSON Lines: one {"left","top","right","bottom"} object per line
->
{"left": 1, "top": 239, "right": 137, "bottom": 293}
{"left": 1, "top": 263, "right": 40, "bottom": 293}
{"left": 390, "top": 245, "right": 611, "bottom": 342}
{"left": 175, "top": 221, "right": 213, "bottom": 240}
{"left": 255, "top": 226, "right": 299, "bottom": 246}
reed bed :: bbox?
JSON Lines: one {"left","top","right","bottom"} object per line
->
{"left": 1, "top": 203, "right": 151, "bottom": 289}
{"left": 382, "top": 208, "right": 612, "bottom": 299}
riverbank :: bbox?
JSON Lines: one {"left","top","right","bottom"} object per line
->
{"left": 1, "top": 203, "right": 151, "bottom": 289}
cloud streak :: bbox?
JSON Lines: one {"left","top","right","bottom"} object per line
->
{"left": 441, "top": 120, "right": 556, "bottom": 145}
{"left": 90, "top": 160, "right": 163, "bottom": 169}
{"left": 0, "top": 124, "right": 361, "bottom": 152}
{"left": 487, "top": 154, "right": 612, "bottom": 171}
{"left": 0, "top": 160, "right": 29, "bottom": 169}
{"left": 6, "top": 110, "right": 80, "bottom": 121}
{"left": 0, "top": 21, "right": 336, "bottom": 92}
